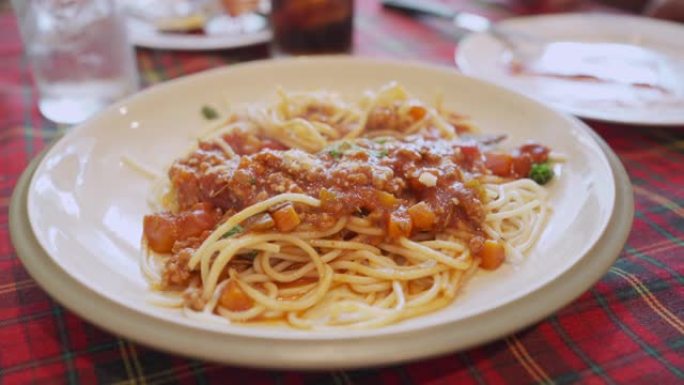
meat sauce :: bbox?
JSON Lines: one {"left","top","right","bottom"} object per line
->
{"left": 144, "top": 129, "right": 549, "bottom": 268}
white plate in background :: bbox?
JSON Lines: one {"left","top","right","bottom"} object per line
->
{"left": 22, "top": 57, "right": 627, "bottom": 368}
{"left": 119, "top": 0, "right": 271, "bottom": 51}
{"left": 125, "top": 15, "right": 271, "bottom": 51}
{"left": 457, "top": 14, "right": 684, "bottom": 125}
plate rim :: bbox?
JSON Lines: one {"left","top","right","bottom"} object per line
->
{"left": 455, "top": 12, "right": 684, "bottom": 126}
{"left": 19, "top": 57, "right": 629, "bottom": 367}
{"left": 10, "top": 128, "right": 633, "bottom": 369}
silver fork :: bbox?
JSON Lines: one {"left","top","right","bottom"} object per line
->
{"left": 381, "top": 0, "right": 545, "bottom": 65}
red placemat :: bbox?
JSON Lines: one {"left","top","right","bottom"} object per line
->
{"left": 1, "top": 1, "right": 683, "bottom": 384}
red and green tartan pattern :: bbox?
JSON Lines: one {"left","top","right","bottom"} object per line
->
{"left": 1, "top": 1, "right": 683, "bottom": 384}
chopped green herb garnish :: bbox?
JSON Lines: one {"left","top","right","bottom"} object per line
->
{"left": 375, "top": 149, "right": 389, "bottom": 158}
{"left": 329, "top": 149, "right": 343, "bottom": 159}
{"left": 220, "top": 225, "right": 243, "bottom": 239}
{"left": 244, "top": 250, "right": 259, "bottom": 259}
{"left": 201, "top": 105, "right": 219, "bottom": 120}
{"left": 529, "top": 163, "right": 554, "bottom": 185}
{"left": 326, "top": 141, "right": 371, "bottom": 160}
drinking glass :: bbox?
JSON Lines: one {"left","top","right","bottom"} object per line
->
{"left": 271, "top": 0, "right": 354, "bottom": 55}
{"left": 12, "top": 0, "right": 139, "bottom": 124}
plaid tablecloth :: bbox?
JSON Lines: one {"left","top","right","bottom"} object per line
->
{"left": 1, "top": 1, "right": 683, "bottom": 384}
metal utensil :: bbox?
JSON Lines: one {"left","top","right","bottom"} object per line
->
{"left": 383, "top": 0, "right": 684, "bottom": 103}
{"left": 381, "top": 0, "right": 543, "bottom": 63}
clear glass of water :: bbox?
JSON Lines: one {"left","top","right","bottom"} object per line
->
{"left": 12, "top": 0, "right": 139, "bottom": 124}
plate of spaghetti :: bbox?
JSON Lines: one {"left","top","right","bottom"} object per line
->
{"left": 24, "top": 57, "right": 626, "bottom": 368}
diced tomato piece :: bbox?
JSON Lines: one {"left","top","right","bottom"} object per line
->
{"left": 478, "top": 240, "right": 506, "bottom": 270}
{"left": 512, "top": 153, "right": 533, "bottom": 178}
{"left": 219, "top": 280, "right": 253, "bottom": 311}
{"left": 271, "top": 203, "right": 301, "bottom": 232}
{"left": 484, "top": 153, "right": 513, "bottom": 177}
{"left": 143, "top": 213, "right": 178, "bottom": 253}
{"left": 519, "top": 143, "right": 550, "bottom": 163}
{"left": 144, "top": 203, "right": 220, "bottom": 253}
{"left": 176, "top": 202, "right": 220, "bottom": 239}
{"left": 407, "top": 201, "right": 436, "bottom": 230}
{"left": 319, "top": 188, "right": 338, "bottom": 209}
{"left": 409, "top": 105, "right": 427, "bottom": 121}
{"left": 460, "top": 144, "right": 481, "bottom": 163}
{"left": 387, "top": 212, "right": 412, "bottom": 238}
{"left": 376, "top": 191, "right": 397, "bottom": 208}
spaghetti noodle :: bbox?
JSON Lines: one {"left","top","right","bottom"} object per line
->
{"left": 141, "top": 82, "right": 554, "bottom": 329}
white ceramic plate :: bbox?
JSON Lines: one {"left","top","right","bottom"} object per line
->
{"left": 457, "top": 14, "right": 684, "bottom": 126}
{"left": 125, "top": 13, "right": 271, "bottom": 51}
{"left": 24, "top": 57, "right": 626, "bottom": 369}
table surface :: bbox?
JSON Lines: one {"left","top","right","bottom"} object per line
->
{"left": 1, "top": 1, "right": 683, "bottom": 384}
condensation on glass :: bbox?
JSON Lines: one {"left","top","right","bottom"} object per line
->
{"left": 13, "top": 0, "right": 139, "bottom": 124}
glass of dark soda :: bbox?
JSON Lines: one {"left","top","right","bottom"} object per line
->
{"left": 271, "top": 0, "right": 354, "bottom": 54}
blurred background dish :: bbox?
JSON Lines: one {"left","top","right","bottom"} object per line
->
{"left": 118, "top": 0, "right": 271, "bottom": 50}
{"left": 457, "top": 14, "right": 684, "bottom": 125}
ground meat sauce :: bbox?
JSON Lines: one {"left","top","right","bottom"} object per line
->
{"left": 144, "top": 129, "right": 549, "bottom": 286}
{"left": 180, "top": 136, "right": 487, "bottom": 226}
